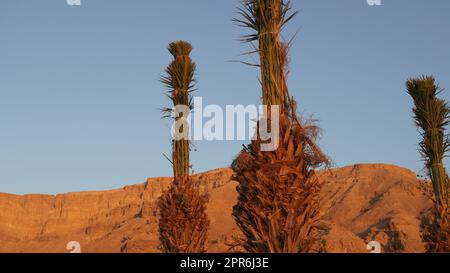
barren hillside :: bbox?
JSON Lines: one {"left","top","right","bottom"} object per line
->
{"left": 0, "top": 164, "right": 433, "bottom": 253}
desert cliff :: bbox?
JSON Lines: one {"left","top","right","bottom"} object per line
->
{"left": 0, "top": 164, "right": 433, "bottom": 253}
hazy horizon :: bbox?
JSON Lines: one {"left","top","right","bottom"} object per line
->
{"left": 1, "top": 0, "right": 449, "bottom": 194}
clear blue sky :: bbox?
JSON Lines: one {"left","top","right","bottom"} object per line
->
{"left": 1, "top": 0, "right": 449, "bottom": 194}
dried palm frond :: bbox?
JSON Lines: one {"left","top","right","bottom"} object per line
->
{"left": 421, "top": 205, "right": 450, "bottom": 253}
{"left": 232, "top": 111, "right": 329, "bottom": 253}
{"left": 158, "top": 178, "right": 209, "bottom": 253}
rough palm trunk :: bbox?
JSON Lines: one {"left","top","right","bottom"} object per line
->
{"left": 232, "top": 0, "right": 329, "bottom": 253}
{"left": 158, "top": 41, "right": 209, "bottom": 253}
{"left": 406, "top": 75, "right": 449, "bottom": 252}
{"left": 421, "top": 206, "right": 450, "bottom": 253}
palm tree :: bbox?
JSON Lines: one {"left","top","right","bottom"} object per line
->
{"left": 158, "top": 41, "right": 209, "bottom": 253}
{"left": 406, "top": 75, "right": 449, "bottom": 252}
{"left": 231, "top": 0, "right": 329, "bottom": 253}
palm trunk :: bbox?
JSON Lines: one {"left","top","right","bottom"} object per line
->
{"left": 430, "top": 162, "right": 449, "bottom": 208}
{"left": 158, "top": 41, "right": 209, "bottom": 253}
{"left": 173, "top": 138, "right": 190, "bottom": 185}
{"left": 232, "top": 0, "right": 329, "bottom": 253}
{"left": 406, "top": 75, "right": 450, "bottom": 252}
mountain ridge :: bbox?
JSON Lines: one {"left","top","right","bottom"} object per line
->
{"left": 0, "top": 164, "right": 433, "bottom": 253}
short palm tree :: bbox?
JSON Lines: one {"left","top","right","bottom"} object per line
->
{"left": 232, "top": 0, "right": 329, "bottom": 253}
{"left": 406, "top": 75, "right": 449, "bottom": 252}
{"left": 158, "top": 41, "right": 209, "bottom": 253}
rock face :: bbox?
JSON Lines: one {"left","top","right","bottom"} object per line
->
{"left": 0, "top": 164, "right": 433, "bottom": 253}
{"left": 318, "top": 164, "right": 432, "bottom": 253}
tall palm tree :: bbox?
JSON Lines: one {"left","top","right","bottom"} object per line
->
{"left": 158, "top": 41, "right": 209, "bottom": 253}
{"left": 406, "top": 75, "right": 449, "bottom": 252}
{"left": 232, "top": 0, "right": 329, "bottom": 253}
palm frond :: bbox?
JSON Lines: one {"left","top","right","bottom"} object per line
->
{"left": 233, "top": 0, "right": 297, "bottom": 109}
{"left": 406, "top": 75, "right": 449, "bottom": 207}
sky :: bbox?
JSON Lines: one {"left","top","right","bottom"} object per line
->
{"left": 0, "top": 0, "right": 449, "bottom": 194}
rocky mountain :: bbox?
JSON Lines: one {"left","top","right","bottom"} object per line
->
{"left": 0, "top": 164, "right": 433, "bottom": 253}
